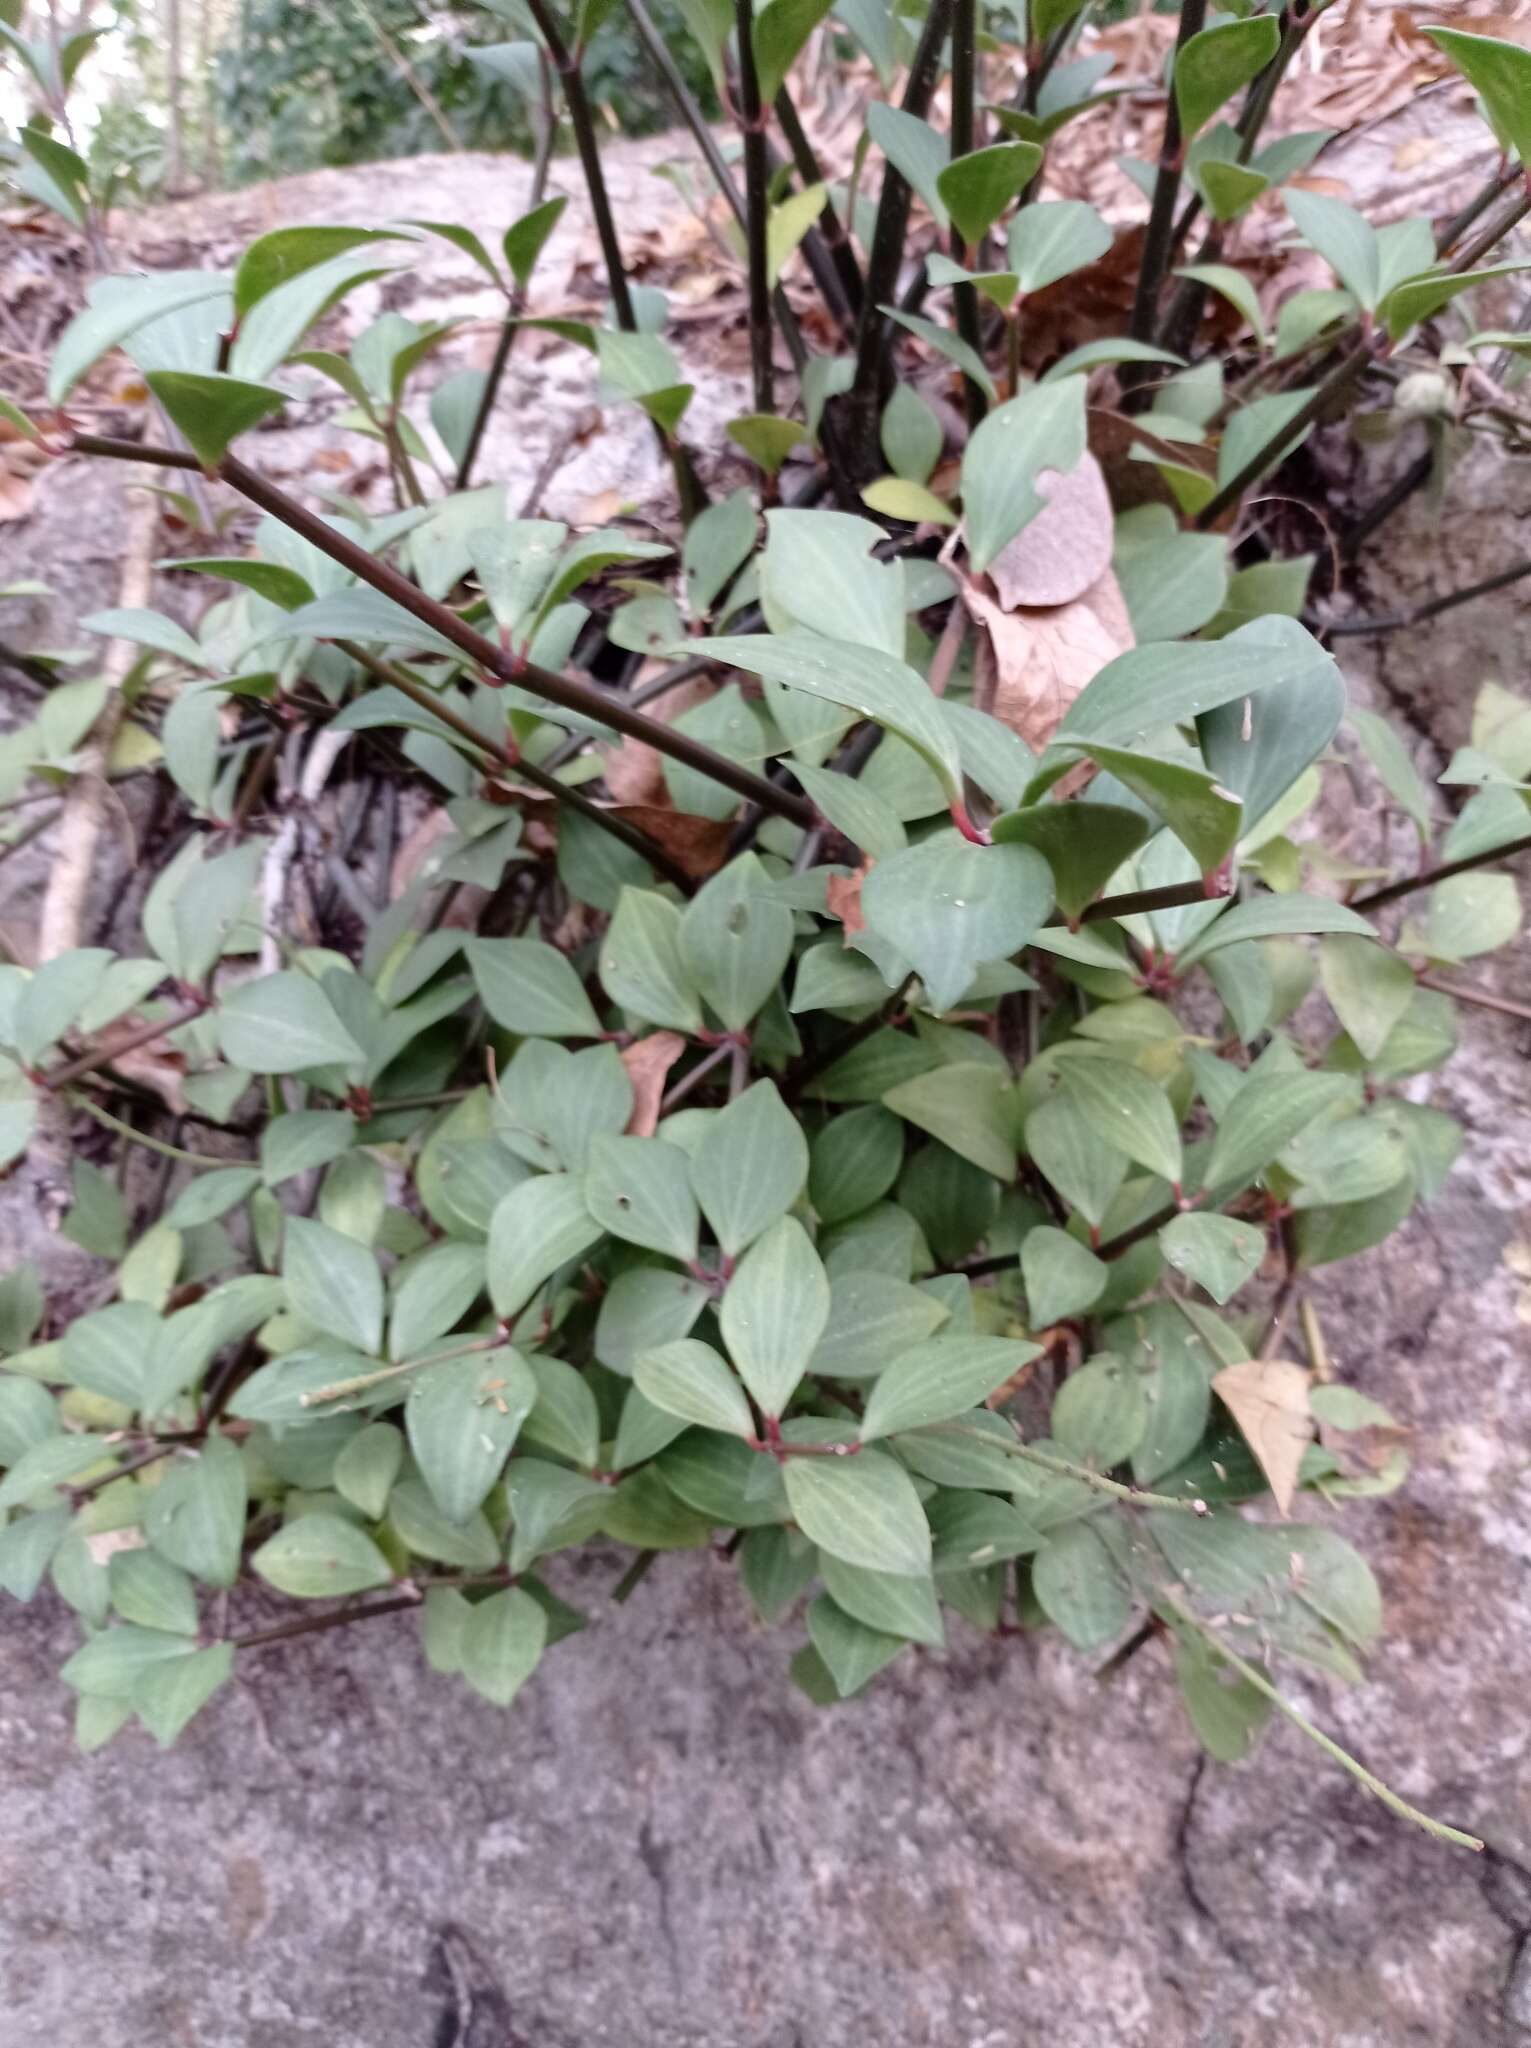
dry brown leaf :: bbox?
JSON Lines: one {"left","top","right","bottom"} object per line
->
{"left": 600, "top": 666, "right": 716, "bottom": 807}
{"left": 986, "top": 454, "right": 1114, "bottom": 609}
{"left": 1211, "top": 1358, "right": 1313, "bottom": 1518}
{"left": 962, "top": 567, "right": 1134, "bottom": 753}
{"left": 607, "top": 803, "right": 733, "bottom": 878}
{"left": 621, "top": 1030, "right": 687, "bottom": 1136}
{"left": 826, "top": 860, "right": 870, "bottom": 939}
{"left": 111, "top": 1037, "right": 191, "bottom": 1116}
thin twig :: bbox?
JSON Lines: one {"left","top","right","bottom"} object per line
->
{"left": 1416, "top": 972, "right": 1531, "bottom": 1025}
{"left": 1350, "top": 832, "right": 1531, "bottom": 914}
{"left": 70, "top": 1091, "right": 243, "bottom": 1167}
{"left": 1161, "top": 1592, "right": 1483, "bottom": 1850}
{"left": 1324, "top": 555, "right": 1531, "bottom": 637}
{"left": 39, "top": 997, "right": 209, "bottom": 1091}
{"left": 936, "top": 1422, "right": 1209, "bottom": 1513}
{"left": 734, "top": 0, "right": 775, "bottom": 417}
{"left": 1128, "top": 0, "right": 1209, "bottom": 353}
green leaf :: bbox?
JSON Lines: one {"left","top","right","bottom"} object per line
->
{"left": 679, "top": 852, "right": 794, "bottom": 1031}
{"left": 0, "top": 1434, "right": 110, "bottom": 1512}
{"left": 782, "top": 1447, "right": 932, "bottom": 1577}
{"left": 1021, "top": 1225, "right": 1108, "bottom": 1328}
{"left": 1318, "top": 935, "right": 1415, "bottom": 1062}
{"left": 145, "top": 370, "right": 286, "bottom": 466}
{"left": 683, "top": 487, "right": 757, "bottom": 615}
{"left": 407, "top": 1348, "right": 536, "bottom": 1523}
{"left": 1033, "top": 1520, "right": 1132, "bottom": 1649}
{"left": 1175, "top": 15, "right": 1280, "bottom": 140}
{"left": 695, "top": 630, "right": 965, "bottom": 807}
{"left": 1203, "top": 1071, "right": 1353, "bottom": 1190}
{"left": 767, "top": 182, "right": 829, "bottom": 285}
{"left": 1113, "top": 518, "right": 1228, "bottom": 644}
{"left": 387, "top": 1477, "right": 500, "bottom": 1570}
{"left": 134, "top": 1640, "right": 233, "bottom": 1746}
{"left": 806, "top": 1595, "right": 906, "bottom": 1696}
{"left": 485, "top": 1174, "right": 602, "bottom": 1318}
{"left": 63, "top": 1301, "right": 157, "bottom": 1407}
{"left": 961, "top": 377, "right": 1088, "bottom": 575}
{"left": 219, "top": 971, "right": 363, "bottom": 1074}
{"left": 634, "top": 1338, "right": 756, "bottom": 1438}
{"left": 762, "top": 507, "right": 904, "bottom": 657}
{"left": 1217, "top": 386, "right": 1316, "bottom": 491}
{"left": 1008, "top": 199, "right": 1113, "bottom": 293}
{"left": 1424, "top": 26, "right": 1531, "bottom": 164}
{"left": 59, "top": 1625, "right": 200, "bottom": 1700}
{"left": 752, "top": 0, "right": 836, "bottom": 98}
{"left": 1083, "top": 745, "right": 1242, "bottom": 874}
{"left": 1423, "top": 871, "right": 1522, "bottom": 962}
{"left": 599, "top": 887, "right": 703, "bottom": 1033}
{"left": 234, "top": 227, "right": 401, "bottom": 316}
{"left": 334, "top": 1421, "right": 405, "bottom": 1520}
{"left": 1177, "top": 892, "right": 1373, "bottom": 966}
{"left": 1173, "top": 1628, "right": 1274, "bottom": 1761}
{"left": 861, "top": 477, "right": 957, "bottom": 526}
{"left": 1159, "top": 1212, "right": 1265, "bottom": 1303}
{"left": 808, "top": 1106, "right": 903, "bottom": 1226}
{"left": 505, "top": 1458, "right": 608, "bottom": 1571}
{"left": 1059, "top": 1054, "right": 1183, "bottom": 1186}
{"left": 809, "top": 1269, "right": 950, "bottom": 1378}
{"left": 882, "top": 306, "right": 997, "bottom": 402}
{"left": 594, "top": 1266, "right": 708, "bottom": 1375}
{"left": 1174, "top": 261, "right": 1268, "bottom": 348}
{"left": 1058, "top": 618, "right": 1335, "bottom": 749}
{"left": 720, "top": 1216, "right": 830, "bottom": 1418}
{"left": 1283, "top": 189, "right": 1380, "bottom": 310}
{"left": 1197, "top": 625, "right": 1344, "bottom": 826}
{"left": 1195, "top": 158, "right": 1268, "bottom": 223}
{"left": 586, "top": 1133, "right": 699, "bottom": 1262}
{"left": 1041, "top": 337, "right": 1184, "bottom": 381}
{"left": 12, "top": 947, "right": 113, "bottom": 1063}
{"left": 251, "top": 1512, "right": 394, "bottom": 1598}
{"left": 725, "top": 413, "right": 803, "bottom": 472}
{"left": 861, "top": 839, "right": 1053, "bottom": 1012}
{"left": 49, "top": 271, "right": 231, "bottom": 404}
{"left": 883, "top": 1062, "right": 1017, "bottom": 1181}
{"left": 691, "top": 1080, "right": 808, "bottom": 1257}
{"left": 504, "top": 195, "right": 569, "bottom": 287}
{"left": 1378, "top": 258, "right": 1531, "bottom": 342}
{"left": 389, "top": 1241, "right": 485, "bottom": 1360}
{"left": 460, "top": 1586, "right": 547, "bottom": 1706}
{"left": 936, "top": 142, "right": 1042, "bottom": 245}
{"left": 261, "top": 1110, "right": 356, "bottom": 1185}
{"left": 467, "top": 935, "right": 603, "bottom": 1038}
{"left": 867, "top": 101, "right": 949, "bottom": 228}
{"left": 0, "top": 1505, "right": 70, "bottom": 1603}
{"left": 143, "top": 1436, "right": 247, "bottom": 1589}
{"left": 1052, "top": 1353, "right": 1147, "bottom": 1466}
{"left": 880, "top": 382, "right": 944, "bottom": 485}
{"left": 82, "top": 605, "right": 207, "bottom": 668}
{"left": 522, "top": 1352, "right": 599, "bottom": 1467}
{"left": 860, "top": 1336, "right": 1038, "bottom": 1440}
{"left": 819, "top": 1550, "right": 944, "bottom": 1646}
{"left": 283, "top": 1216, "right": 383, "bottom": 1354}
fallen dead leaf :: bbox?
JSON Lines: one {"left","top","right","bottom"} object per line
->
{"left": 621, "top": 1030, "right": 687, "bottom": 1135}
{"left": 826, "top": 859, "right": 870, "bottom": 940}
{"left": 986, "top": 453, "right": 1115, "bottom": 609}
{"left": 962, "top": 566, "right": 1134, "bottom": 753}
{"left": 1211, "top": 1357, "right": 1313, "bottom": 1518}
{"left": 110, "top": 1037, "right": 192, "bottom": 1115}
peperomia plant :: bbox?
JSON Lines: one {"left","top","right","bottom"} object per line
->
{"left": 1, "top": 3, "right": 1528, "bottom": 1851}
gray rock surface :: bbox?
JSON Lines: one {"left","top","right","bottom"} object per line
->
{"left": 3, "top": 128, "right": 1530, "bottom": 2048}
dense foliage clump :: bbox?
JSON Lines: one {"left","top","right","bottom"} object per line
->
{"left": 0, "top": 1, "right": 1527, "bottom": 1849}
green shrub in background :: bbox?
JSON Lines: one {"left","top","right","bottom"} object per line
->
{"left": 1, "top": 2, "right": 1529, "bottom": 1855}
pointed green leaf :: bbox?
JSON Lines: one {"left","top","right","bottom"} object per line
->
{"left": 586, "top": 1133, "right": 699, "bottom": 1262}
{"left": 486, "top": 1175, "right": 603, "bottom": 1318}
{"left": 1203, "top": 1070, "right": 1353, "bottom": 1190}
{"left": 1021, "top": 1225, "right": 1108, "bottom": 1328}
{"left": 460, "top": 1585, "right": 547, "bottom": 1706}
{"left": 678, "top": 852, "right": 794, "bottom": 1031}
{"left": 599, "top": 887, "right": 704, "bottom": 1033}
{"left": 467, "top": 935, "right": 603, "bottom": 1038}
{"left": 720, "top": 1216, "right": 830, "bottom": 1418}
{"left": 691, "top": 1080, "right": 809, "bottom": 1257}
{"left": 1059, "top": 1054, "right": 1183, "bottom": 1186}
{"left": 936, "top": 142, "right": 1042, "bottom": 245}
{"left": 860, "top": 1336, "right": 1039, "bottom": 1440}
{"left": 961, "top": 377, "right": 1088, "bottom": 575}
{"left": 1175, "top": 16, "right": 1281, "bottom": 140}
{"left": 635, "top": 1338, "right": 756, "bottom": 1438}
{"left": 504, "top": 195, "right": 569, "bottom": 288}
{"left": 219, "top": 971, "right": 363, "bottom": 1075}
{"left": 251, "top": 1512, "right": 394, "bottom": 1598}
{"left": 1159, "top": 1212, "right": 1265, "bottom": 1302}
{"left": 1033, "top": 1520, "right": 1132, "bottom": 1649}
{"left": 1177, "top": 892, "right": 1373, "bottom": 966}
{"left": 782, "top": 1448, "right": 932, "bottom": 1577}
{"left": 882, "top": 1063, "right": 1018, "bottom": 1181}
{"left": 407, "top": 1347, "right": 536, "bottom": 1523}
{"left": 1008, "top": 199, "right": 1113, "bottom": 293}
{"left": 283, "top": 1216, "right": 383, "bottom": 1354}
{"left": 143, "top": 1436, "right": 247, "bottom": 1589}
{"left": 1424, "top": 26, "right": 1531, "bottom": 164}
{"left": 145, "top": 370, "right": 286, "bottom": 466}
{"left": 861, "top": 839, "right": 1054, "bottom": 1012}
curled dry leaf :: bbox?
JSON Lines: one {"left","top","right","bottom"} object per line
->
{"left": 826, "top": 859, "right": 870, "bottom": 940}
{"left": 986, "top": 453, "right": 1114, "bottom": 609}
{"left": 963, "top": 567, "right": 1134, "bottom": 754}
{"left": 1211, "top": 1357, "right": 1313, "bottom": 1519}
{"left": 498, "top": 787, "right": 735, "bottom": 879}
{"left": 620, "top": 1030, "right": 688, "bottom": 1135}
